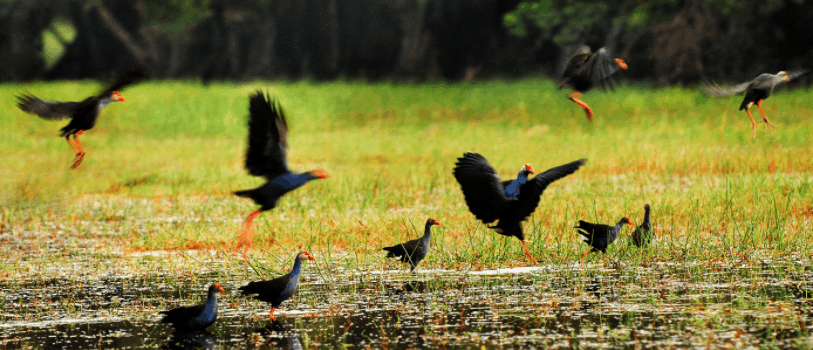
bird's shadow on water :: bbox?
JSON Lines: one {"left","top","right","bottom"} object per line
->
{"left": 254, "top": 321, "right": 303, "bottom": 349}
{"left": 162, "top": 330, "right": 217, "bottom": 349}
{"left": 384, "top": 280, "right": 428, "bottom": 295}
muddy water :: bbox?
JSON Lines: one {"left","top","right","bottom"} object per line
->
{"left": 2, "top": 263, "right": 812, "bottom": 349}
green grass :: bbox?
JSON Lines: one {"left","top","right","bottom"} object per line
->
{"left": 1, "top": 79, "right": 812, "bottom": 271}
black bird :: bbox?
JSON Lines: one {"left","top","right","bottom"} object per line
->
{"left": 631, "top": 204, "right": 653, "bottom": 248}
{"left": 559, "top": 46, "right": 628, "bottom": 122}
{"left": 160, "top": 283, "right": 225, "bottom": 331}
{"left": 453, "top": 152, "right": 586, "bottom": 265}
{"left": 703, "top": 70, "right": 808, "bottom": 138}
{"left": 383, "top": 218, "right": 440, "bottom": 272}
{"left": 239, "top": 251, "right": 315, "bottom": 321}
{"left": 16, "top": 67, "right": 146, "bottom": 168}
{"left": 234, "top": 92, "right": 329, "bottom": 232}
{"left": 575, "top": 217, "right": 631, "bottom": 265}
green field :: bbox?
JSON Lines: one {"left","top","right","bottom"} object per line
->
{"left": 1, "top": 79, "right": 812, "bottom": 272}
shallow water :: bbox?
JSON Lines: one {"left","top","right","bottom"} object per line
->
{"left": 1, "top": 262, "right": 812, "bottom": 349}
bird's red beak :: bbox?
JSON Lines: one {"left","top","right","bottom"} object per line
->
{"left": 305, "top": 252, "right": 315, "bottom": 260}
{"left": 616, "top": 59, "right": 628, "bottom": 70}
{"left": 433, "top": 220, "right": 441, "bottom": 226}
{"left": 112, "top": 91, "right": 125, "bottom": 102}
{"left": 215, "top": 284, "right": 225, "bottom": 293}
{"left": 785, "top": 76, "right": 791, "bottom": 82}
{"left": 524, "top": 164, "right": 535, "bottom": 174}
{"left": 312, "top": 169, "right": 330, "bottom": 179}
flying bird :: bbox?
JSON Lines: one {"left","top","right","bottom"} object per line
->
{"left": 239, "top": 251, "right": 315, "bottom": 321}
{"left": 234, "top": 92, "right": 329, "bottom": 232}
{"left": 703, "top": 70, "right": 808, "bottom": 138}
{"left": 453, "top": 152, "right": 586, "bottom": 265}
{"left": 575, "top": 217, "right": 631, "bottom": 265}
{"left": 16, "top": 67, "right": 146, "bottom": 168}
{"left": 631, "top": 204, "right": 653, "bottom": 248}
{"left": 383, "top": 218, "right": 440, "bottom": 272}
{"left": 160, "top": 283, "right": 225, "bottom": 331}
{"left": 559, "top": 46, "right": 628, "bottom": 122}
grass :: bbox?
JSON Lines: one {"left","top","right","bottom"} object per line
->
{"left": 0, "top": 78, "right": 812, "bottom": 273}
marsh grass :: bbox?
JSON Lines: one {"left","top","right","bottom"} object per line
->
{"left": 1, "top": 79, "right": 812, "bottom": 273}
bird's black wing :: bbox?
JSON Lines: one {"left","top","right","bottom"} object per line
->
{"left": 511, "top": 159, "right": 586, "bottom": 223}
{"left": 97, "top": 66, "right": 148, "bottom": 96}
{"left": 575, "top": 220, "right": 611, "bottom": 235}
{"left": 244, "top": 91, "right": 290, "bottom": 179}
{"left": 559, "top": 46, "right": 592, "bottom": 89}
{"left": 383, "top": 238, "right": 420, "bottom": 258}
{"left": 786, "top": 69, "right": 809, "bottom": 81}
{"left": 16, "top": 94, "right": 82, "bottom": 120}
{"left": 160, "top": 304, "right": 204, "bottom": 324}
{"left": 452, "top": 152, "right": 509, "bottom": 224}
{"left": 239, "top": 274, "right": 289, "bottom": 302}
{"left": 583, "top": 47, "right": 622, "bottom": 90}
{"left": 702, "top": 81, "right": 753, "bottom": 97}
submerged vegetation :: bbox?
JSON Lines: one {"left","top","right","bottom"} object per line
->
{"left": 1, "top": 79, "right": 812, "bottom": 347}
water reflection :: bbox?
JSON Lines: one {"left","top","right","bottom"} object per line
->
{"left": 163, "top": 330, "right": 217, "bottom": 349}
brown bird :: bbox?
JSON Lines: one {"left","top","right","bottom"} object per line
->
{"left": 559, "top": 46, "right": 628, "bottom": 122}
{"left": 703, "top": 70, "right": 808, "bottom": 138}
{"left": 16, "top": 67, "right": 146, "bottom": 169}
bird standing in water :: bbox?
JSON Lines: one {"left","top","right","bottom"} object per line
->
{"left": 559, "top": 46, "right": 628, "bottom": 122}
{"left": 703, "top": 70, "right": 808, "bottom": 138}
{"left": 160, "top": 283, "right": 225, "bottom": 331}
{"left": 239, "top": 251, "right": 315, "bottom": 321}
{"left": 631, "top": 204, "right": 653, "bottom": 248}
{"left": 383, "top": 218, "right": 441, "bottom": 272}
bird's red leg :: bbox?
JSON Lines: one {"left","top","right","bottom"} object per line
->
{"left": 269, "top": 307, "right": 277, "bottom": 321}
{"left": 580, "top": 250, "right": 590, "bottom": 266}
{"left": 756, "top": 100, "right": 776, "bottom": 136}
{"left": 745, "top": 109, "right": 757, "bottom": 139}
{"left": 236, "top": 210, "right": 261, "bottom": 255}
{"left": 241, "top": 210, "right": 261, "bottom": 232}
{"left": 520, "top": 240, "right": 538, "bottom": 265}
{"left": 568, "top": 92, "right": 594, "bottom": 122}
{"left": 70, "top": 132, "right": 85, "bottom": 169}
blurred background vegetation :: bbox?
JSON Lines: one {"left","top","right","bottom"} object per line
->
{"left": 1, "top": 0, "right": 811, "bottom": 85}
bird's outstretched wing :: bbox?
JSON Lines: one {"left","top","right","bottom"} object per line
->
{"left": 701, "top": 81, "right": 752, "bottom": 97}
{"left": 244, "top": 91, "right": 290, "bottom": 179}
{"left": 512, "top": 159, "right": 587, "bottom": 222}
{"left": 785, "top": 69, "right": 809, "bottom": 81}
{"left": 583, "top": 47, "right": 622, "bottom": 91}
{"left": 16, "top": 94, "right": 81, "bottom": 120}
{"left": 98, "top": 66, "right": 148, "bottom": 96}
{"left": 452, "top": 152, "right": 509, "bottom": 224}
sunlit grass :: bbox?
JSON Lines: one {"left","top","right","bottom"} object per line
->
{"left": 0, "top": 79, "right": 811, "bottom": 272}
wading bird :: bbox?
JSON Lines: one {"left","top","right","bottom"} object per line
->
{"left": 703, "top": 70, "right": 808, "bottom": 138}
{"left": 16, "top": 67, "right": 146, "bottom": 168}
{"left": 631, "top": 204, "right": 652, "bottom": 248}
{"left": 239, "top": 251, "right": 315, "bottom": 321}
{"left": 559, "top": 46, "right": 628, "bottom": 122}
{"left": 234, "top": 92, "right": 329, "bottom": 232}
{"left": 453, "top": 152, "right": 586, "bottom": 265}
{"left": 575, "top": 217, "right": 631, "bottom": 265}
{"left": 160, "top": 283, "right": 225, "bottom": 331}
{"left": 383, "top": 218, "right": 440, "bottom": 272}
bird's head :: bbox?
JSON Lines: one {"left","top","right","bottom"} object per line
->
{"left": 644, "top": 203, "right": 650, "bottom": 210}
{"left": 777, "top": 71, "right": 791, "bottom": 82}
{"left": 309, "top": 169, "right": 330, "bottom": 179}
{"left": 427, "top": 218, "right": 441, "bottom": 226}
{"left": 210, "top": 283, "right": 225, "bottom": 294}
{"left": 297, "top": 251, "right": 316, "bottom": 261}
{"left": 616, "top": 59, "right": 628, "bottom": 70}
{"left": 110, "top": 91, "right": 125, "bottom": 102}
{"left": 620, "top": 217, "right": 632, "bottom": 226}
{"left": 523, "top": 164, "right": 535, "bottom": 175}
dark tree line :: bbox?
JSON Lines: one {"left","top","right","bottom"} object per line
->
{"left": 1, "top": 0, "right": 811, "bottom": 84}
